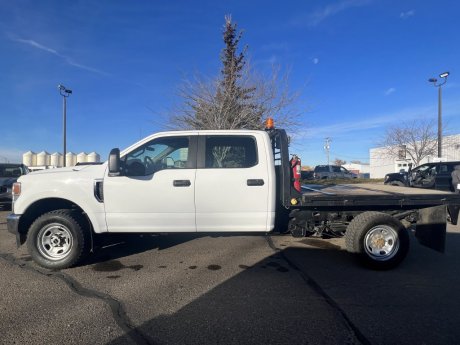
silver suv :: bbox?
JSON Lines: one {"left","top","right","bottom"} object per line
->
{"left": 313, "top": 165, "right": 356, "bottom": 179}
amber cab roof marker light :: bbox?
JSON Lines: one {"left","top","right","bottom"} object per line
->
{"left": 265, "top": 117, "right": 275, "bottom": 130}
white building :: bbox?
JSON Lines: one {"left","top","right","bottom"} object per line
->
{"left": 343, "top": 163, "right": 370, "bottom": 178}
{"left": 370, "top": 134, "right": 460, "bottom": 178}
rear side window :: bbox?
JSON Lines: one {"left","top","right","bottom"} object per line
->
{"left": 332, "top": 166, "right": 341, "bottom": 173}
{"left": 205, "top": 136, "right": 258, "bottom": 168}
{"left": 315, "top": 166, "right": 328, "bottom": 172}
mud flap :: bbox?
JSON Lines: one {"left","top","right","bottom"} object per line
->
{"left": 415, "top": 205, "right": 446, "bottom": 253}
{"left": 448, "top": 205, "right": 459, "bottom": 225}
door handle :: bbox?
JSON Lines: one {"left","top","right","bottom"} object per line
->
{"left": 173, "top": 180, "right": 191, "bottom": 187}
{"left": 247, "top": 179, "right": 264, "bottom": 186}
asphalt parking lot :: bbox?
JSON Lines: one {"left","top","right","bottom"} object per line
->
{"left": 1, "top": 209, "right": 460, "bottom": 345}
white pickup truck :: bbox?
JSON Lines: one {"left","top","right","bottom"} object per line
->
{"left": 7, "top": 125, "right": 460, "bottom": 270}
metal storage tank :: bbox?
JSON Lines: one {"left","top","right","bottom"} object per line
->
{"left": 23, "top": 151, "right": 37, "bottom": 167}
{"left": 36, "top": 151, "right": 50, "bottom": 166}
{"left": 87, "top": 152, "right": 100, "bottom": 163}
{"left": 66, "top": 152, "right": 76, "bottom": 167}
{"left": 76, "top": 152, "right": 88, "bottom": 164}
{"left": 50, "top": 152, "right": 63, "bottom": 167}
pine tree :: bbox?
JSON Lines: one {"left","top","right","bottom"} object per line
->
{"left": 171, "top": 16, "right": 301, "bottom": 132}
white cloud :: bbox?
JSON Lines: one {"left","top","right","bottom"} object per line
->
{"left": 400, "top": 10, "right": 415, "bottom": 19}
{"left": 300, "top": 0, "right": 372, "bottom": 27}
{"left": 297, "top": 104, "right": 439, "bottom": 140}
{"left": 11, "top": 37, "right": 108, "bottom": 75}
{"left": 312, "top": 57, "right": 320, "bottom": 65}
{"left": 384, "top": 87, "right": 396, "bottom": 96}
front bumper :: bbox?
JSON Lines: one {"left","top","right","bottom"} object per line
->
{"left": 7, "top": 214, "right": 23, "bottom": 247}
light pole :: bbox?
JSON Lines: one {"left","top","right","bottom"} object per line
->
{"left": 324, "top": 137, "right": 331, "bottom": 165}
{"left": 58, "top": 84, "right": 72, "bottom": 167}
{"left": 428, "top": 72, "right": 449, "bottom": 158}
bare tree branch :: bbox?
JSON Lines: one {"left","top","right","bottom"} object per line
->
{"left": 379, "top": 119, "right": 438, "bottom": 166}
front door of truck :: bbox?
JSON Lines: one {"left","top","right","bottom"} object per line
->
{"left": 194, "top": 133, "right": 272, "bottom": 232}
{"left": 104, "top": 135, "right": 197, "bottom": 232}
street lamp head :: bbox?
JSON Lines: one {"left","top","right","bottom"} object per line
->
{"left": 428, "top": 78, "right": 437, "bottom": 83}
{"left": 58, "top": 84, "right": 72, "bottom": 96}
{"left": 439, "top": 72, "right": 450, "bottom": 79}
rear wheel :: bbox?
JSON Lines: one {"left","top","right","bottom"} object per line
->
{"left": 345, "top": 212, "right": 409, "bottom": 270}
{"left": 26, "top": 210, "right": 90, "bottom": 269}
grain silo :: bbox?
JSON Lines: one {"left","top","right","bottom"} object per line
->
{"left": 23, "top": 151, "right": 37, "bottom": 167}
{"left": 76, "top": 152, "right": 88, "bottom": 164}
{"left": 36, "top": 151, "right": 50, "bottom": 166}
{"left": 66, "top": 152, "right": 76, "bottom": 167}
{"left": 50, "top": 152, "right": 63, "bottom": 167}
{"left": 87, "top": 152, "right": 100, "bottom": 163}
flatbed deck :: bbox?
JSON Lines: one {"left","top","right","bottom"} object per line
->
{"left": 300, "top": 183, "right": 460, "bottom": 211}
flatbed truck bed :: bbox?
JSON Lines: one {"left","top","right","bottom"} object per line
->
{"left": 300, "top": 183, "right": 460, "bottom": 211}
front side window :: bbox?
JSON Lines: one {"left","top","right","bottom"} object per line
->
{"left": 205, "top": 136, "right": 257, "bottom": 168}
{"left": 123, "top": 136, "right": 190, "bottom": 176}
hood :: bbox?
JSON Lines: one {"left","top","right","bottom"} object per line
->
{"left": 385, "top": 172, "right": 407, "bottom": 177}
{"left": 19, "top": 163, "right": 107, "bottom": 183}
{"left": 28, "top": 164, "right": 105, "bottom": 176}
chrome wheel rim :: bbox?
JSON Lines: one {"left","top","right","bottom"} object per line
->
{"left": 37, "top": 223, "right": 73, "bottom": 261}
{"left": 364, "top": 225, "right": 399, "bottom": 261}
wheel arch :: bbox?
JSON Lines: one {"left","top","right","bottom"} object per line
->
{"left": 17, "top": 198, "right": 95, "bottom": 245}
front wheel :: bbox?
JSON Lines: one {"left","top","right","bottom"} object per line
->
{"left": 345, "top": 212, "right": 409, "bottom": 270}
{"left": 26, "top": 210, "right": 91, "bottom": 269}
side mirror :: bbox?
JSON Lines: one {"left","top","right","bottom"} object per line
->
{"left": 108, "top": 148, "right": 121, "bottom": 177}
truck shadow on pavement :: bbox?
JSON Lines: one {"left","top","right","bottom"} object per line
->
{"left": 83, "top": 232, "right": 270, "bottom": 267}
{"left": 103, "top": 232, "right": 460, "bottom": 345}
{"left": 83, "top": 233, "right": 210, "bottom": 266}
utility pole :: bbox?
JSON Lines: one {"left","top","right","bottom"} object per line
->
{"left": 428, "top": 72, "right": 449, "bottom": 158}
{"left": 324, "top": 137, "right": 331, "bottom": 165}
{"left": 58, "top": 85, "right": 72, "bottom": 167}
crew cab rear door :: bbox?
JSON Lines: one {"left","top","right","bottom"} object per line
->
{"left": 194, "top": 133, "right": 272, "bottom": 232}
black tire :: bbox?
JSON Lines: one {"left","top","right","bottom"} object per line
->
{"left": 389, "top": 181, "right": 404, "bottom": 187}
{"left": 26, "top": 209, "right": 91, "bottom": 269}
{"left": 345, "top": 212, "right": 409, "bottom": 270}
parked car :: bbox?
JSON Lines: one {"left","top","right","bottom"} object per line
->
{"left": 384, "top": 161, "right": 460, "bottom": 192}
{"left": 300, "top": 170, "right": 314, "bottom": 180}
{"left": 0, "top": 163, "right": 29, "bottom": 209}
{"left": 313, "top": 165, "right": 357, "bottom": 179}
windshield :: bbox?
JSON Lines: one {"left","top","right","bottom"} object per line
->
{"left": 0, "top": 165, "right": 27, "bottom": 178}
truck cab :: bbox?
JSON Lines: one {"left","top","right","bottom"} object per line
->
{"left": 104, "top": 130, "right": 276, "bottom": 233}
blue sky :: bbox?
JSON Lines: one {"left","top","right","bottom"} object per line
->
{"left": 1, "top": 0, "right": 459, "bottom": 166}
